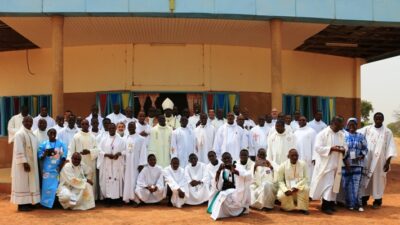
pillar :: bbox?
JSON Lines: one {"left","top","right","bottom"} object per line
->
{"left": 51, "top": 16, "right": 64, "bottom": 117}
{"left": 270, "top": 19, "right": 283, "bottom": 112}
{"left": 354, "top": 58, "right": 364, "bottom": 123}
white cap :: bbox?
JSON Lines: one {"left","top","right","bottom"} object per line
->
{"left": 162, "top": 98, "right": 174, "bottom": 110}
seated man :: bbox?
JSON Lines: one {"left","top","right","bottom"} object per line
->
{"left": 238, "top": 149, "right": 255, "bottom": 173}
{"left": 38, "top": 128, "right": 67, "bottom": 209}
{"left": 250, "top": 148, "right": 277, "bottom": 211}
{"left": 163, "top": 157, "right": 187, "bottom": 208}
{"left": 57, "top": 152, "right": 95, "bottom": 210}
{"left": 135, "top": 154, "right": 165, "bottom": 204}
{"left": 277, "top": 149, "right": 310, "bottom": 215}
{"left": 205, "top": 151, "right": 221, "bottom": 204}
{"left": 185, "top": 153, "right": 210, "bottom": 205}
{"left": 208, "top": 152, "right": 252, "bottom": 220}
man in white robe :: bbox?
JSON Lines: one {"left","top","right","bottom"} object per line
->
{"left": 123, "top": 107, "right": 137, "bottom": 126}
{"left": 308, "top": 111, "right": 327, "bottom": 134}
{"left": 33, "top": 118, "right": 49, "bottom": 145}
{"left": 185, "top": 154, "right": 210, "bottom": 205}
{"left": 188, "top": 102, "right": 201, "bottom": 130}
{"left": 7, "top": 105, "right": 29, "bottom": 143}
{"left": 238, "top": 149, "right": 255, "bottom": 173}
{"left": 211, "top": 109, "right": 226, "bottom": 130}
{"left": 267, "top": 120, "right": 296, "bottom": 166}
{"left": 57, "top": 152, "right": 95, "bottom": 210}
{"left": 123, "top": 122, "right": 148, "bottom": 204}
{"left": 250, "top": 116, "right": 270, "bottom": 161}
{"left": 194, "top": 113, "right": 215, "bottom": 164}
{"left": 310, "top": 116, "right": 347, "bottom": 215}
{"left": 68, "top": 119, "right": 100, "bottom": 199}
{"left": 11, "top": 116, "right": 40, "bottom": 211}
{"left": 53, "top": 115, "right": 65, "bottom": 134}
{"left": 271, "top": 108, "right": 278, "bottom": 125}
{"left": 294, "top": 116, "right": 317, "bottom": 182}
{"left": 277, "top": 149, "right": 310, "bottom": 214}
{"left": 242, "top": 108, "right": 256, "bottom": 130}
{"left": 135, "top": 154, "right": 165, "bottom": 204}
{"left": 213, "top": 112, "right": 247, "bottom": 161}
{"left": 106, "top": 104, "right": 127, "bottom": 124}
{"left": 32, "top": 106, "right": 55, "bottom": 131}
{"left": 208, "top": 152, "right": 252, "bottom": 220}
{"left": 171, "top": 116, "right": 196, "bottom": 168}
{"left": 86, "top": 104, "right": 104, "bottom": 130}
{"left": 358, "top": 112, "right": 397, "bottom": 208}
{"left": 290, "top": 111, "right": 301, "bottom": 132}
{"left": 145, "top": 107, "right": 158, "bottom": 127}
{"left": 236, "top": 115, "right": 251, "bottom": 152}
{"left": 89, "top": 117, "right": 102, "bottom": 138}
{"left": 148, "top": 115, "right": 173, "bottom": 168}
{"left": 163, "top": 157, "right": 187, "bottom": 208}
{"left": 97, "top": 123, "right": 125, "bottom": 203}
{"left": 58, "top": 115, "right": 79, "bottom": 149}
{"left": 135, "top": 111, "right": 151, "bottom": 146}
{"left": 96, "top": 118, "right": 110, "bottom": 145}
{"left": 205, "top": 151, "right": 221, "bottom": 202}
{"left": 250, "top": 149, "right": 277, "bottom": 210}
{"left": 162, "top": 98, "right": 180, "bottom": 130}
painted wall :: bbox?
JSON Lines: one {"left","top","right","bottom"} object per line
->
{"left": 0, "top": 43, "right": 356, "bottom": 98}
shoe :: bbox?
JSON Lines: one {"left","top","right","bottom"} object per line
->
{"left": 322, "top": 209, "right": 333, "bottom": 215}
{"left": 18, "top": 205, "right": 32, "bottom": 212}
{"left": 358, "top": 207, "right": 364, "bottom": 212}
{"left": 372, "top": 204, "right": 381, "bottom": 209}
{"left": 349, "top": 207, "right": 354, "bottom": 211}
{"left": 300, "top": 210, "right": 310, "bottom": 215}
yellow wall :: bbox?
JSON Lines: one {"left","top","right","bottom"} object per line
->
{"left": 0, "top": 44, "right": 356, "bottom": 98}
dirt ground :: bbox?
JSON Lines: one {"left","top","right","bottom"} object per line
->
{"left": 1, "top": 139, "right": 399, "bottom": 225}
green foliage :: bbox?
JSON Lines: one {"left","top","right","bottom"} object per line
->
{"left": 388, "top": 121, "right": 400, "bottom": 137}
{"left": 361, "top": 100, "right": 374, "bottom": 123}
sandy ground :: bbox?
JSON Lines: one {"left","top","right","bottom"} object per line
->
{"left": 1, "top": 139, "right": 399, "bottom": 225}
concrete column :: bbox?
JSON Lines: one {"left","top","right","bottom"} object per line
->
{"left": 270, "top": 19, "right": 283, "bottom": 112}
{"left": 51, "top": 16, "right": 64, "bottom": 117}
{"left": 354, "top": 58, "right": 364, "bottom": 122}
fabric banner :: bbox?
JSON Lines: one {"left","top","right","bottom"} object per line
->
{"left": 202, "top": 92, "right": 239, "bottom": 117}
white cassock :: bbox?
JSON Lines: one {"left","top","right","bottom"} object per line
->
{"left": 32, "top": 115, "right": 55, "bottom": 131}
{"left": 124, "top": 117, "right": 137, "bottom": 127}
{"left": 68, "top": 131, "right": 100, "bottom": 199}
{"left": 7, "top": 113, "right": 26, "bottom": 143}
{"left": 96, "top": 130, "right": 109, "bottom": 145}
{"left": 250, "top": 125, "right": 270, "bottom": 157}
{"left": 209, "top": 166, "right": 252, "bottom": 220}
{"left": 148, "top": 124, "right": 173, "bottom": 168}
{"left": 58, "top": 126, "right": 79, "bottom": 149}
{"left": 171, "top": 127, "right": 196, "bottom": 168}
{"left": 213, "top": 124, "right": 247, "bottom": 161}
{"left": 11, "top": 127, "right": 40, "bottom": 205}
{"left": 33, "top": 129, "right": 49, "bottom": 146}
{"left": 57, "top": 162, "right": 95, "bottom": 210}
{"left": 358, "top": 125, "right": 397, "bottom": 199}
{"left": 211, "top": 118, "right": 226, "bottom": 131}
{"left": 310, "top": 127, "right": 347, "bottom": 201}
{"left": 206, "top": 160, "right": 222, "bottom": 203}
{"left": 188, "top": 114, "right": 200, "bottom": 130}
{"left": 135, "top": 121, "right": 151, "bottom": 146}
{"left": 90, "top": 129, "right": 103, "bottom": 138}
{"left": 165, "top": 115, "right": 180, "bottom": 130}
{"left": 294, "top": 126, "right": 317, "bottom": 182}
{"left": 106, "top": 112, "right": 127, "bottom": 124}
{"left": 308, "top": 119, "right": 327, "bottom": 134}
{"left": 122, "top": 133, "right": 147, "bottom": 203}
{"left": 277, "top": 159, "right": 309, "bottom": 211}
{"left": 52, "top": 125, "right": 64, "bottom": 134}
{"left": 290, "top": 120, "right": 300, "bottom": 132}
{"left": 238, "top": 159, "right": 255, "bottom": 174}
{"left": 267, "top": 130, "right": 296, "bottom": 166}
{"left": 250, "top": 165, "right": 276, "bottom": 209}
{"left": 270, "top": 124, "right": 293, "bottom": 135}
{"left": 242, "top": 128, "right": 251, "bottom": 152}
{"left": 244, "top": 119, "right": 256, "bottom": 130}
{"left": 194, "top": 124, "right": 215, "bottom": 164}
{"left": 184, "top": 162, "right": 210, "bottom": 205}
{"left": 97, "top": 134, "right": 125, "bottom": 199}
{"left": 147, "top": 117, "right": 157, "bottom": 127}
{"left": 135, "top": 165, "right": 165, "bottom": 203}
{"left": 86, "top": 114, "right": 104, "bottom": 129}
{"left": 163, "top": 166, "right": 187, "bottom": 208}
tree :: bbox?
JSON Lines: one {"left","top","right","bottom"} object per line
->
{"left": 361, "top": 100, "right": 374, "bottom": 123}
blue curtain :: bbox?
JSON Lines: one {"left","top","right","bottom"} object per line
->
{"left": 283, "top": 94, "right": 336, "bottom": 124}
{"left": 0, "top": 95, "right": 52, "bottom": 136}
{"left": 202, "top": 92, "right": 239, "bottom": 117}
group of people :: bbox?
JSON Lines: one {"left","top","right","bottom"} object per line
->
{"left": 7, "top": 98, "right": 397, "bottom": 220}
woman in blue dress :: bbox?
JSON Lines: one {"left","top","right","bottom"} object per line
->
{"left": 38, "top": 128, "right": 68, "bottom": 208}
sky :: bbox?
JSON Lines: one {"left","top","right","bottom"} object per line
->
{"left": 361, "top": 56, "right": 400, "bottom": 124}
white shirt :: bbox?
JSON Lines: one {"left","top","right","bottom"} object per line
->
{"left": 308, "top": 119, "right": 327, "bottom": 134}
{"left": 33, "top": 115, "right": 55, "bottom": 131}
{"left": 106, "top": 112, "right": 127, "bottom": 124}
